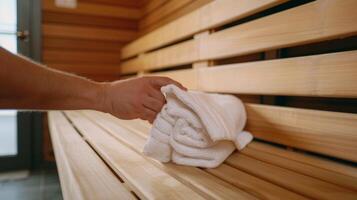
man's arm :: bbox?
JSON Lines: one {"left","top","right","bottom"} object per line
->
{"left": 0, "top": 47, "right": 184, "bottom": 123}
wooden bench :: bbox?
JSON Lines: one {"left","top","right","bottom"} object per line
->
{"left": 49, "top": 0, "right": 357, "bottom": 199}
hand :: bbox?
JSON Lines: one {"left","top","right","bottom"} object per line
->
{"left": 102, "top": 76, "right": 185, "bottom": 123}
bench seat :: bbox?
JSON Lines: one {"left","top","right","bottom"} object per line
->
{"left": 49, "top": 110, "right": 357, "bottom": 199}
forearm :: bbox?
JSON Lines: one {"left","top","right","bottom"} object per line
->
{"left": 0, "top": 47, "right": 108, "bottom": 111}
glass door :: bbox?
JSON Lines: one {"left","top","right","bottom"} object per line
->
{"left": 0, "top": 0, "right": 36, "bottom": 171}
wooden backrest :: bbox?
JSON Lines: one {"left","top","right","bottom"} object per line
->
{"left": 120, "top": 0, "right": 357, "bottom": 162}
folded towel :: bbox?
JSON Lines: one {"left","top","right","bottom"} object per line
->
{"left": 143, "top": 84, "right": 253, "bottom": 168}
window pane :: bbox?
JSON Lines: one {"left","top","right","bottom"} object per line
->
{"left": 0, "top": 0, "right": 17, "bottom": 32}
{"left": 0, "top": 34, "right": 17, "bottom": 53}
{"left": 0, "top": 111, "right": 17, "bottom": 156}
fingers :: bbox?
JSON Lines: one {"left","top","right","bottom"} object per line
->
{"left": 143, "top": 96, "right": 164, "bottom": 113}
{"left": 148, "top": 87, "right": 165, "bottom": 103}
{"left": 150, "top": 77, "right": 187, "bottom": 91}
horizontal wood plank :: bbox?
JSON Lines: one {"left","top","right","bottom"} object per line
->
{"left": 198, "top": 51, "right": 357, "bottom": 98}
{"left": 121, "top": 40, "right": 197, "bottom": 73}
{"left": 227, "top": 154, "right": 357, "bottom": 200}
{"left": 122, "top": 0, "right": 286, "bottom": 58}
{"left": 43, "top": 12, "right": 138, "bottom": 30}
{"left": 42, "top": 0, "right": 141, "bottom": 19}
{"left": 43, "top": 24, "right": 137, "bottom": 42}
{"left": 46, "top": 63, "right": 120, "bottom": 75}
{"left": 121, "top": 0, "right": 357, "bottom": 72}
{"left": 81, "top": 110, "right": 257, "bottom": 199}
{"left": 43, "top": 37, "right": 123, "bottom": 52}
{"left": 64, "top": 111, "right": 207, "bottom": 200}
{"left": 245, "top": 103, "right": 357, "bottom": 162}
{"left": 199, "top": 0, "right": 357, "bottom": 60}
{"left": 43, "top": 50, "right": 121, "bottom": 64}
{"left": 48, "top": 111, "right": 134, "bottom": 200}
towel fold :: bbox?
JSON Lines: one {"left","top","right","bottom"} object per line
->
{"left": 143, "top": 84, "right": 253, "bottom": 168}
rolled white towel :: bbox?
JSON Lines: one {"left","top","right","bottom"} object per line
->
{"left": 143, "top": 84, "right": 253, "bottom": 168}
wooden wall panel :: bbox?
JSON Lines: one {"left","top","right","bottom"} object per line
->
{"left": 41, "top": 0, "right": 144, "bottom": 81}
{"left": 139, "top": 0, "right": 212, "bottom": 34}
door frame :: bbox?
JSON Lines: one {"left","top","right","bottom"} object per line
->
{"left": 0, "top": 0, "right": 42, "bottom": 172}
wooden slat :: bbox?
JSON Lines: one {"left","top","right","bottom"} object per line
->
{"left": 140, "top": 0, "right": 212, "bottom": 34}
{"left": 241, "top": 144, "right": 357, "bottom": 191}
{"left": 64, "top": 111, "right": 207, "bottom": 200}
{"left": 206, "top": 165, "right": 308, "bottom": 200}
{"left": 142, "top": 0, "right": 169, "bottom": 16}
{"left": 46, "top": 63, "right": 120, "bottom": 75}
{"left": 43, "top": 37, "right": 123, "bottom": 52}
{"left": 150, "top": 69, "right": 198, "bottom": 90}
{"left": 122, "top": 0, "right": 287, "bottom": 58}
{"left": 42, "top": 12, "right": 138, "bottom": 30}
{"left": 79, "top": 0, "right": 145, "bottom": 8}
{"left": 121, "top": 40, "right": 197, "bottom": 73}
{"left": 42, "top": 24, "right": 137, "bottom": 42}
{"left": 199, "top": 0, "right": 357, "bottom": 60}
{"left": 245, "top": 103, "right": 357, "bottom": 162}
{"left": 249, "top": 142, "right": 357, "bottom": 179}
{"left": 227, "top": 154, "right": 357, "bottom": 200}
{"left": 43, "top": 50, "right": 121, "bottom": 64}
{"left": 199, "top": 51, "right": 357, "bottom": 98}
{"left": 139, "top": 0, "right": 193, "bottom": 30}
{"left": 42, "top": 0, "right": 142, "bottom": 19}
{"left": 88, "top": 111, "right": 310, "bottom": 200}
{"left": 81, "top": 110, "right": 258, "bottom": 199}
{"left": 121, "top": 0, "right": 357, "bottom": 72}
{"left": 48, "top": 111, "right": 134, "bottom": 200}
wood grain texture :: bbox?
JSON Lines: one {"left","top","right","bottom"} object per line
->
{"left": 245, "top": 103, "right": 357, "bottom": 162}
{"left": 42, "top": 24, "right": 137, "bottom": 42}
{"left": 43, "top": 37, "right": 123, "bottom": 52}
{"left": 122, "top": 0, "right": 286, "bottom": 58}
{"left": 121, "top": 40, "right": 197, "bottom": 73}
{"left": 227, "top": 154, "right": 357, "bottom": 200}
{"left": 43, "top": 50, "right": 121, "bottom": 64}
{"left": 199, "top": 0, "right": 357, "bottom": 60}
{"left": 79, "top": 0, "right": 146, "bottom": 8}
{"left": 43, "top": 0, "right": 142, "bottom": 19}
{"left": 48, "top": 111, "right": 134, "bottom": 200}
{"left": 139, "top": 0, "right": 212, "bottom": 35}
{"left": 43, "top": 12, "right": 138, "bottom": 30}
{"left": 65, "top": 111, "right": 208, "bottom": 200}
{"left": 46, "top": 63, "right": 120, "bottom": 75}
{"left": 150, "top": 69, "right": 199, "bottom": 90}
{"left": 121, "top": 0, "right": 357, "bottom": 72}
{"left": 198, "top": 51, "right": 357, "bottom": 98}
{"left": 142, "top": 0, "right": 169, "bottom": 16}
{"left": 81, "top": 110, "right": 258, "bottom": 200}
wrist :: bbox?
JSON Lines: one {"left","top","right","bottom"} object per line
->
{"left": 92, "top": 82, "right": 112, "bottom": 113}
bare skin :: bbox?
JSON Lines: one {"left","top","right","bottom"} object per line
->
{"left": 0, "top": 47, "right": 185, "bottom": 123}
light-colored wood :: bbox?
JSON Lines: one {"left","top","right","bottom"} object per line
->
{"left": 149, "top": 69, "right": 198, "bottom": 90}
{"left": 139, "top": 0, "right": 193, "bottom": 30}
{"left": 199, "top": 0, "right": 357, "bottom": 60}
{"left": 241, "top": 145, "right": 357, "bottom": 191}
{"left": 121, "top": 0, "right": 357, "bottom": 73}
{"left": 121, "top": 40, "right": 197, "bottom": 73}
{"left": 140, "top": 0, "right": 213, "bottom": 35}
{"left": 121, "top": 0, "right": 287, "bottom": 59}
{"left": 42, "top": 0, "right": 141, "bottom": 19}
{"left": 245, "top": 103, "right": 357, "bottom": 162}
{"left": 249, "top": 142, "right": 357, "bottom": 179}
{"left": 206, "top": 165, "right": 308, "bottom": 200}
{"left": 43, "top": 24, "right": 137, "bottom": 42}
{"left": 198, "top": 50, "right": 357, "bottom": 98}
{"left": 64, "top": 111, "right": 206, "bottom": 200}
{"left": 43, "top": 50, "right": 121, "bottom": 64}
{"left": 227, "top": 154, "right": 357, "bottom": 200}
{"left": 81, "top": 110, "right": 258, "bottom": 200}
{"left": 48, "top": 111, "right": 134, "bottom": 200}
{"left": 142, "top": 0, "right": 169, "bottom": 16}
